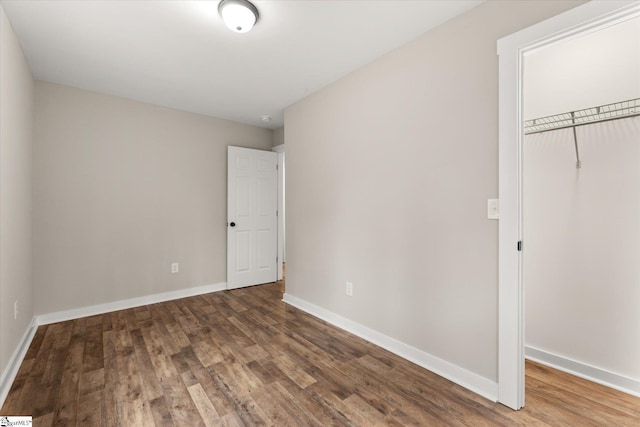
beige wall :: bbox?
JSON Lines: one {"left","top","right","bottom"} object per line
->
{"left": 524, "top": 17, "right": 640, "bottom": 119}
{"left": 525, "top": 118, "right": 640, "bottom": 380}
{"left": 273, "top": 127, "right": 285, "bottom": 147}
{"left": 284, "top": 0, "right": 584, "bottom": 383}
{"left": 33, "top": 82, "right": 272, "bottom": 314}
{"left": 0, "top": 5, "right": 34, "bottom": 378}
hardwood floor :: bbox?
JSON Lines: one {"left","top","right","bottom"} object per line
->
{"left": 2, "top": 280, "right": 639, "bottom": 426}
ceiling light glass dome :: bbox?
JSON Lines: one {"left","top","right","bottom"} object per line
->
{"left": 218, "top": 0, "right": 259, "bottom": 33}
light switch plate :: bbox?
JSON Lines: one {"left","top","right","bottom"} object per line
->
{"left": 488, "top": 199, "right": 499, "bottom": 220}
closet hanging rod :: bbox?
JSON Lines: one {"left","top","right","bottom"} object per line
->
{"left": 524, "top": 98, "right": 640, "bottom": 135}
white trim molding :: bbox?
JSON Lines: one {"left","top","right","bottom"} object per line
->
{"left": 272, "top": 144, "right": 286, "bottom": 280}
{"left": 0, "top": 318, "right": 38, "bottom": 409}
{"left": 497, "top": 0, "right": 640, "bottom": 410}
{"left": 36, "top": 282, "right": 227, "bottom": 326}
{"left": 526, "top": 346, "right": 640, "bottom": 398}
{"left": 283, "top": 293, "right": 498, "bottom": 402}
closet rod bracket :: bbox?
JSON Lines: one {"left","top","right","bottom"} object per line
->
{"left": 571, "top": 112, "right": 581, "bottom": 169}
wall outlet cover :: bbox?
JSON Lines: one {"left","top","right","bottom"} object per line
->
{"left": 346, "top": 282, "right": 353, "bottom": 296}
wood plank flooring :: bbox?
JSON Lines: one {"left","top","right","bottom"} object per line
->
{"left": 2, "top": 279, "right": 639, "bottom": 426}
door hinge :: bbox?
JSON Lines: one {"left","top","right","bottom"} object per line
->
{"left": 276, "top": 209, "right": 278, "bottom": 216}
{"left": 517, "top": 241, "right": 523, "bottom": 251}
{"left": 276, "top": 164, "right": 279, "bottom": 170}
{"left": 276, "top": 256, "right": 278, "bottom": 263}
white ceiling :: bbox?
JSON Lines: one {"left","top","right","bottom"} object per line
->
{"left": 1, "top": 0, "right": 483, "bottom": 129}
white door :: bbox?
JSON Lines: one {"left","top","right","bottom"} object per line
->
{"left": 227, "top": 146, "right": 278, "bottom": 289}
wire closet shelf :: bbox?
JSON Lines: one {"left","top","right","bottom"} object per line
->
{"left": 524, "top": 98, "right": 640, "bottom": 135}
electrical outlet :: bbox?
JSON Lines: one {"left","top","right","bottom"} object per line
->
{"left": 14, "top": 300, "right": 18, "bottom": 319}
{"left": 346, "top": 282, "right": 353, "bottom": 297}
{"left": 171, "top": 263, "right": 179, "bottom": 273}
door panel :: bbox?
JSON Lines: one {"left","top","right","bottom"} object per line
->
{"left": 236, "top": 176, "right": 250, "bottom": 216}
{"left": 256, "top": 229, "right": 271, "bottom": 269}
{"left": 227, "top": 146, "right": 278, "bottom": 289}
{"left": 235, "top": 230, "right": 250, "bottom": 272}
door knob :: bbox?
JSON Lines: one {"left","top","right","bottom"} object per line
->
{"left": 229, "top": 222, "right": 236, "bottom": 227}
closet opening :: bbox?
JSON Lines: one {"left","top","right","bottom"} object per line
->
{"left": 522, "top": 16, "right": 640, "bottom": 399}
{"left": 497, "top": 1, "right": 640, "bottom": 410}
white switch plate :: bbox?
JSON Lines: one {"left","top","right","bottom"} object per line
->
{"left": 488, "top": 199, "right": 499, "bottom": 220}
{"left": 171, "top": 262, "right": 179, "bottom": 273}
{"left": 346, "top": 282, "right": 353, "bottom": 297}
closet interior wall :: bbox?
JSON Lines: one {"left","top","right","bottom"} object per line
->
{"left": 523, "top": 16, "right": 640, "bottom": 395}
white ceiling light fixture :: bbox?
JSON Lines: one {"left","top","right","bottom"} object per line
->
{"left": 218, "top": 0, "right": 259, "bottom": 34}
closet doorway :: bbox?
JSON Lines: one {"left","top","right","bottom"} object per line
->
{"left": 497, "top": 1, "right": 640, "bottom": 410}
{"left": 523, "top": 15, "right": 640, "bottom": 396}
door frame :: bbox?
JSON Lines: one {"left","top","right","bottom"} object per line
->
{"left": 497, "top": 0, "right": 640, "bottom": 410}
{"left": 273, "top": 144, "right": 285, "bottom": 281}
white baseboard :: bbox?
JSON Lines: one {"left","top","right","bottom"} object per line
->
{"left": 35, "top": 282, "right": 227, "bottom": 326}
{"left": 0, "top": 318, "right": 38, "bottom": 409}
{"left": 1, "top": 282, "right": 227, "bottom": 409}
{"left": 525, "top": 345, "right": 640, "bottom": 398}
{"left": 282, "top": 293, "right": 498, "bottom": 402}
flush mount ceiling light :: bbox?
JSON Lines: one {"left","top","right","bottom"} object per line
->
{"left": 218, "top": 0, "right": 259, "bottom": 33}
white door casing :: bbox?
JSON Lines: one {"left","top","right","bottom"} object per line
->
{"left": 497, "top": 0, "right": 640, "bottom": 411}
{"left": 227, "top": 146, "right": 278, "bottom": 289}
{"left": 273, "top": 144, "right": 285, "bottom": 281}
